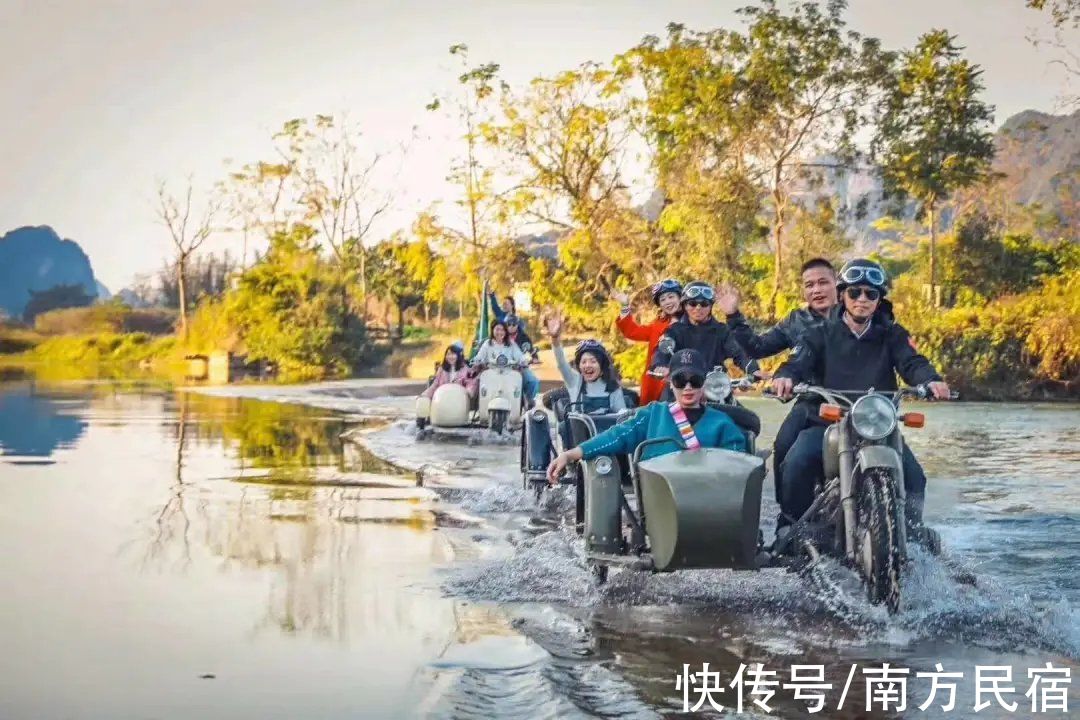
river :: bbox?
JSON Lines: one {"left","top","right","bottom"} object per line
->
{"left": 0, "top": 375, "right": 1077, "bottom": 719}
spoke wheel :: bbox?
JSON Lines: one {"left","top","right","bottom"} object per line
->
{"left": 857, "top": 468, "right": 902, "bottom": 614}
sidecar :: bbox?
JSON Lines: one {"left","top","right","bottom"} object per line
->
{"left": 583, "top": 436, "right": 767, "bottom": 581}
{"left": 417, "top": 357, "right": 524, "bottom": 437}
{"left": 520, "top": 388, "right": 638, "bottom": 513}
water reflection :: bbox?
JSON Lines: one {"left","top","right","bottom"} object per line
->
{"left": 0, "top": 380, "right": 87, "bottom": 460}
{"left": 131, "top": 391, "right": 448, "bottom": 641}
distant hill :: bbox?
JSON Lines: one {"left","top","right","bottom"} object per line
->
{"left": 790, "top": 109, "right": 1080, "bottom": 248}
{"left": 0, "top": 226, "right": 100, "bottom": 319}
{"left": 994, "top": 109, "right": 1080, "bottom": 212}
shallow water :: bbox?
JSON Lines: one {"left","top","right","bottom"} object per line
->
{"left": 1, "top": 377, "right": 1077, "bottom": 719}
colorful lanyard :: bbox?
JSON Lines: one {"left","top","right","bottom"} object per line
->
{"left": 668, "top": 402, "right": 701, "bottom": 451}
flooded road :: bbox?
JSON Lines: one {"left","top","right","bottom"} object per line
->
{"left": 0, "top": 377, "right": 1077, "bottom": 719}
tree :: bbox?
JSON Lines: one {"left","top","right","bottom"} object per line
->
{"left": 222, "top": 114, "right": 397, "bottom": 322}
{"left": 873, "top": 30, "right": 996, "bottom": 302}
{"left": 368, "top": 238, "right": 430, "bottom": 341}
{"left": 423, "top": 45, "right": 519, "bottom": 312}
{"left": 1026, "top": 0, "right": 1080, "bottom": 109}
{"left": 156, "top": 252, "right": 238, "bottom": 309}
{"left": 484, "top": 62, "right": 654, "bottom": 321}
{"left": 1027, "top": 0, "right": 1080, "bottom": 27}
{"left": 156, "top": 178, "right": 222, "bottom": 338}
{"left": 626, "top": 1, "right": 888, "bottom": 317}
{"left": 22, "top": 284, "right": 94, "bottom": 323}
{"left": 224, "top": 225, "right": 369, "bottom": 379}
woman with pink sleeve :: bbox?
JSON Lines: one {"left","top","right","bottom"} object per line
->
{"left": 422, "top": 341, "right": 478, "bottom": 400}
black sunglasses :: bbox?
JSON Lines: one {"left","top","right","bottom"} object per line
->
{"left": 671, "top": 373, "right": 705, "bottom": 389}
{"left": 685, "top": 299, "right": 712, "bottom": 308}
{"left": 845, "top": 286, "right": 880, "bottom": 301}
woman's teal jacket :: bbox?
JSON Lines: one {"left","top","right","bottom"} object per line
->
{"left": 578, "top": 401, "right": 747, "bottom": 462}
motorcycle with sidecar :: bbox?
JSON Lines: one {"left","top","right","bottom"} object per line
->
{"left": 520, "top": 387, "right": 639, "bottom": 509}
{"left": 579, "top": 367, "right": 950, "bottom": 612}
{"left": 416, "top": 355, "right": 526, "bottom": 437}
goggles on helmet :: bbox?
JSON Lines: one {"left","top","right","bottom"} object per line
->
{"left": 839, "top": 266, "right": 886, "bottom": 287}
{"left": 682, "top": 285, "right": 715, "bottom": 302}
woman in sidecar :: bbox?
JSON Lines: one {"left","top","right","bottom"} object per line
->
{"left": 519, "top": 314, "right": 637, "bottom": 504}
{"left": 546, "top": 314, "right": 628, "bottom": 415}
{"left": 546, "top": 348, "right": 745, "bottom": 482}
{"left": 421, "top": 341, "right": 478, "bottom": 401}
{"left": 548, "top": 348, "right": 766, "bottom": 583}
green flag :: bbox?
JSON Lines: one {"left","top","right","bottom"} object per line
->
{"left": 468, "top": 280, "right": 491, "bottom": 361}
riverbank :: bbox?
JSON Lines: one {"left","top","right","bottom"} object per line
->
{"left": 2, "top": 317, "right": 1076, "bottom": 400}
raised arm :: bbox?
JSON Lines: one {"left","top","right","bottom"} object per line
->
{"left": 545, "top": 314, "right": 578, "bottom": 385}
{"left": 550, "top": 338, "right": 578, "bottom": 385}
{"left": 616, "top": 308, "right": 653, "bottom": 342}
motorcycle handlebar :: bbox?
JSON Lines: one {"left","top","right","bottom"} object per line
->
{"left": 903, "top": 384, "right": 960, "bottom": 401}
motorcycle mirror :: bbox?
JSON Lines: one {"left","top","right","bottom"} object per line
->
{"left": 902, "top": 412, "right": 925, "bottom": 428}
{"left": 819, "top": 404, "right": 843, "bottom": 423}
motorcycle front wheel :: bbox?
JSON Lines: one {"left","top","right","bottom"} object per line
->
{"left": 857, "top": 468, "right": 903, "bottom": 614}
{"left": 490, "top": 409, "right": 509, "bottom": 435}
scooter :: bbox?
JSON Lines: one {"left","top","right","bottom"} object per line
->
{"left": 767, "top": 383, "right": 954, "bottom": 613}
{"left": 415, "top": 355, "right": 525, "bottom": 436}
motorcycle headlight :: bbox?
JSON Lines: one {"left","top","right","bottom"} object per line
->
{"left": 593, "top": 456, "right": 614, "bottom": 475}
{"left": 703, "top": 369, "right": 731, "bottom": 402}
{"left": 850, "top": 394, "right": 897, "bottom": 440}
{"left": 530, "top": 409, "right": 546, "bottom": 422}
{"left": 496, "top": 355, "right": 509, "bottom": 368}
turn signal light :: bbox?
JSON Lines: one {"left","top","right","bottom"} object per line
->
{"left": 819, "top": 404, "right": 843, "bottom": 422}
{"left": 903, "top": 412, "right": 925, "bottom": 428}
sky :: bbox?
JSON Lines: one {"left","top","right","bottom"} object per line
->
{"left": 1, "top": 0, "right": 1076, "bottom": 290}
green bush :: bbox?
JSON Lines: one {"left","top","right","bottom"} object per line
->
{"left": 185, "top": 226, "right": 374, "bottom": 382}
{"left": 898, "top": 268, "right": 1080, "bottom": 399}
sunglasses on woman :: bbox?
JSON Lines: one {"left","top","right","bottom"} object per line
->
{"left": 845, "top": 286, "right": 881, "bottom": 301}
{"left": 671, "top": 373, "right": 705, "bottom": 389}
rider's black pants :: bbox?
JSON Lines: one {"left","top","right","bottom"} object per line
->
{"left": 779, "top": 426, "right": 928, "bottom": 523}
{"left": 772, "top": 401, "right": 812, "bottom": 505}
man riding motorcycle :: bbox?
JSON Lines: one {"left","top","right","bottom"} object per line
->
{"left": 546, "top": 348, "right": 746, "bottom": 483}
{"left": 650, "top": 281, "right": 759, "bottom": 388}
{"left": 770, "top": 259, "right": 951, "bottom": 536}
{"left": 613, "top": 279, "right": 684, "bottom": 405}
{"left": 716, "top": 258, "right": 838, "bottom": 528}
{"left": 545, "top": 314, "right": 627, "bottom": 414}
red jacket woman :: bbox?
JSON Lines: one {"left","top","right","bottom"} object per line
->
{"left": 615, "top": 279, "right": 683, "bottom": 405}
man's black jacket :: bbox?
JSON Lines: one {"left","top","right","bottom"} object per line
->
{"left": 775, "top": 308, "right": 941, "bottom": 392}
{"left": 651, "top": 315, "right": 758, "bottom": 374}
{"left": 726, "top": 307, "right": 828, "bottom": 359}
